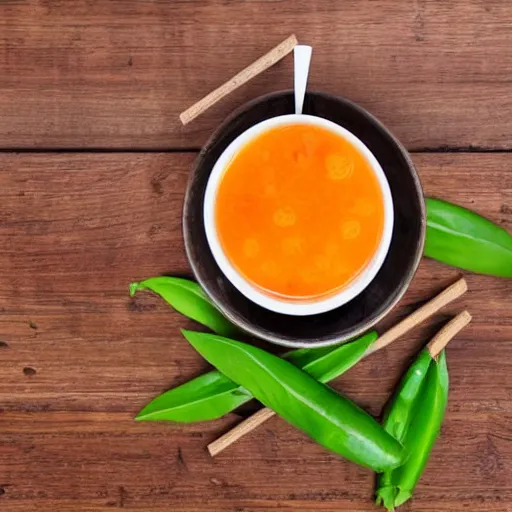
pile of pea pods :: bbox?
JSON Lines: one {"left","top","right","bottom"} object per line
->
{"left": 130, "top": 198, "right": 512, "bottom": 510}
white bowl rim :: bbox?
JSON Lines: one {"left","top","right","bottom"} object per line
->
{"left": 203, "top": 113, "right": 394, "bottom": 316}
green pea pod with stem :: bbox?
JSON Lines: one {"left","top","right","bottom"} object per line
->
{"left": 136, "top": 330, "right": 376, "bottom": 422}
{"left": 393, "top": 351, "right": 449, "bottom": 507}
{"left": 376, "top": 350, "right": 449, "bottom": 511}
{"left": 182, "top": 330, "right": 404, "bottom": 472}
{"left": 129, "top": 277, "right": 239, "bottom": 338}
{"left": 375, "top": 349, "right": 433, "bottom": 510}
{"left": 425, "top": 197, "right": 512, "bottom": 277}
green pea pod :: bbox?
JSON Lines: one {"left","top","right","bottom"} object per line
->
{"left": 129, "top": 277, "right": 238, "bottom": 338}
{"left": 376, "top": 351, "right": 449, "bottom": 511}
{"left": 380, "top": 350, "right": 433, "bottom": 442}
{"left": 136, "top": 331, "right": 376, "bottom": 422}
{"left": 284, "top": 330, "right": 376, "bottom": 383}
{"left": 393, "top": 351, "right": 449, "bottom": 507}
{"left": 135, "top": 371, "right": 252, "bottom": 422}
{"left": 182, "top": 330, "right": 404, "bottom": 472}
{"left": 425, "top": 197, "right": 512, "bottom": 277}
{"left": 376, "top": 350, "right": 433, "bottom": 510}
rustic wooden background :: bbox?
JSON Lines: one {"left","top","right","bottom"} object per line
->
{"left": 1, "top": 2, "right": 511, "bottom": 511}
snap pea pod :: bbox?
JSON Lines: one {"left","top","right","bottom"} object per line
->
{"left": 129, "top": 277, "right": 239, "bottom": 338}
{"left": 136, "top": 330, "right": 376, "bottom": 422}
{"left": 182, "top": 330, "right": 404, "bottom": 472}
{"left": 285, "top": 330, "right": 376, "bottom": 383}
{"left": 136, "top": 370, "right": 252, "bottom": 422}
{"left": 425, "top": 197, "right": 512, "bottom": 277}
{"left": 376, "top": 350, "right": 433, "bottom": 510}
{"left": 376, "top": 350, "right": 449, "bottom": 511}
{"left": 380, "top": 350, "right": 433, "bottom": 442}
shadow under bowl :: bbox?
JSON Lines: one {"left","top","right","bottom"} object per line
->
{"left": 183, "top": 91, "right": 425, "bottom": 348}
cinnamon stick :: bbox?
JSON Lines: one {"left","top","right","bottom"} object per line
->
{"left": 180, "top": 34, "right": 298, "bottom": 125}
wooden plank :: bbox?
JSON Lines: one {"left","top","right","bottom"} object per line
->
{"left": 0, "top": 152, "right": 511, "bottom": 511}
{"left": 1, "top": 1, "right": 511, "bottom": 149}
{"left": 1, "top": 412, "right": 511, "bottom": 511}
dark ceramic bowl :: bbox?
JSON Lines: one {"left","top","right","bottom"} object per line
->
{"left": 183, "top": 91, "right": 425, "bottom": 348}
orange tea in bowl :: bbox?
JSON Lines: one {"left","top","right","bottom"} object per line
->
{"left": 204, "top": 115, "right": 393, "bottom": 315}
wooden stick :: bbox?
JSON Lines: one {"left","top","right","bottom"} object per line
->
{"left": 207, "top": 278, "right": 468, "bottom": 457}
{"left": 427, "top": 310, "right": 471, "bottom": 358}
{"left": 179, "top": 34, "right": 298, "bottom": 125}
{"left": 208, "top": 408, "right": 275, "bottom": 457}
{"left": 365, "top": 278, "right": 468, "bottom": 355}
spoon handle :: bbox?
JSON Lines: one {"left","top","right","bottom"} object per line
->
{"left": 294, "top": 45, "right": 312, "bottom": 115}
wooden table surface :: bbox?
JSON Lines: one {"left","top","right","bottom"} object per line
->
{"left": 1, "top": 2, "right": 511, "bottom": 511}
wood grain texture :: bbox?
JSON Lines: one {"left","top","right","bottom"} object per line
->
{"left": 0, "top": 0, "right": 512, "bottom": 149}
{"left": 0, "top": 153, "right": 511, "bottom": 511}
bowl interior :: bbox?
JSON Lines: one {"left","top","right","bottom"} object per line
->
{"left": 183, "top": 91, "right": 425, "bottom": 348}
{"left": 203, "top": 113, "right": 395, "bottom": 316}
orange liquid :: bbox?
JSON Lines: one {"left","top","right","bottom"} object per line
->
{"left": 215, "top": 123, "right": 385, "bottom": 299}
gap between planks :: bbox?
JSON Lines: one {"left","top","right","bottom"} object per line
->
{"left": 0, "top": 147, "right": 512, "bottom": 154}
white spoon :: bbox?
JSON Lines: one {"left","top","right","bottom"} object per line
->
{"left": 294, "top": 45, "right": 312, "bottom": 115}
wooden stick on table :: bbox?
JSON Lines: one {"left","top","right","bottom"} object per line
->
{"left": 365, "top": 278, "right": 468, "bottom": 356}
{"left": 207, "top": 278, "right": 468, "bottom": 457}
{"left": 427, "top": 310, "right": 472, "bottom": 358}
{"left": 179, "top": 34, "right": 298, "bottom": 125}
